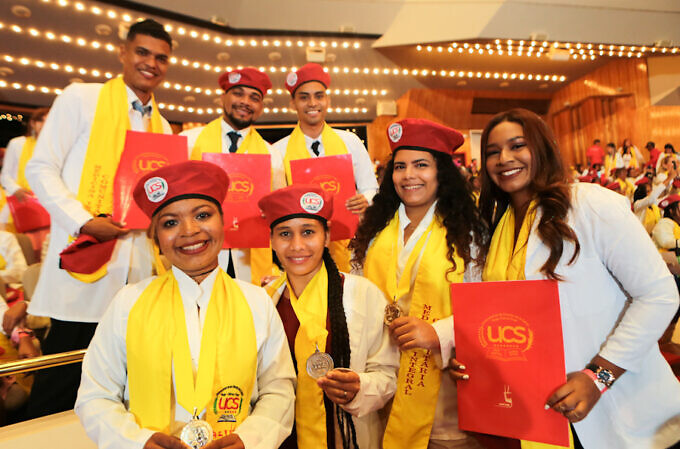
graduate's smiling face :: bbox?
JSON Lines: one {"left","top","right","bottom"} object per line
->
{"left": 221, "top": 85, "right": 264, "bottom": 130}
{"left": 290, "top": 81, "right": 330, "bottom": 127}
{"left": 119, "top": 34, "right": 171, "bottom": 101}
{"left": 155, "top": 198, "right": 223, "bottom": 280}
{"left": 392, "top": 149, "right": 439, "bottom": 211}
{"left": 271, "top": 217, "right": 329, "bottom": 282}
{"left": 484, "top": 120, "right": 533, "bottom": 200}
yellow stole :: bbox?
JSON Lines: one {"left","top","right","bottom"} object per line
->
{"left": 364, "top": 211, "right": 464, "bottom": 449}
{"left": 642, "top": 205, "right": 661, "bottom": 234}
{"left": 603, "top": 154, "right": 615, "bottom": 175}
{"left": 190, "top": 118, "right": 277, "bottom": 285}
{"left": 126, "top": 269, "right": 257, "bottom": 436}
{"left": 284, "top": 124, "right": 352, "bottom": 272}
{"left": 71, "top": 77, "right": 163, "bottom": 283}
{"left": 483, "top": 203, "right": 574, "bottom": 449}
{"left": 673, "top": 222, "right": 680, "bottom": 240}
{"left": 0, "top": 253, "right": 6, "bottom": 270}
{"left": 17, "top": 136, "right": 36, "bottom": 190}
{"left": 281, "top": 264, "right": 331, "bottom": 449}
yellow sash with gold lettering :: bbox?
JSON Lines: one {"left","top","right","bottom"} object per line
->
{"left": 284, "top": 124, "right": 352, "bottom": 271}
{"left": 365, "top": 211, "right": 464, "bottom": 449}
{"left": 483, "top": 203, "right": 574, "bottom": 449}
{"left": 190, "top": 118, "right": 277, "bottom": 284}
{"left": 126, "top": 269, "right": 257, "bottom": 436}
{"left": 71, "top": 77, "right": 163, "bottom": 283}
{"left": 17, "top": 136, "right": 36, "bottom": 191}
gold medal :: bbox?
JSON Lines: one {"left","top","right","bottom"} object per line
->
{"left": 306, "top": 343, "right": 334, "bottom": 379}
{"left": 180, "top": 409, "right": 214, "bottom": 449}
{"left": 384, "top": 302, "right": 402, "bottom": 325}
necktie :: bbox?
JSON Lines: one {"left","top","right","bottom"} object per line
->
{"left": 311, "top": 140, "right": 320, "bottom": 156}
{"left": 131, "top": 100, "right": 152, "bottom": 116}
{"left": 227, "top": 131, "right": 241, "bottom": 153}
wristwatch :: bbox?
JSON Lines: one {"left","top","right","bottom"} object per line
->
{"left": 585, "top": 363, "right": 616, "bottom": 390}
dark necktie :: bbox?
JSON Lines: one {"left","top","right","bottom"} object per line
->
{"left": 227, "top": 131, "right": 241, "bottom": 153}
{"left": 311, "top": 140, "right": 320, "bottom": 156}
{"left": 131, "top": 100, "right": 152, "bottom": 116}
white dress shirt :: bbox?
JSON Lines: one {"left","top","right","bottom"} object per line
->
{"left": 181, "top": 119, "right": 286, "bottom": 283}
{"left": 25, "top": 82, "right": 172, "bottom": 322}
{"left": 1, "top": 135, "right": 27, "bottom": 195}
{"left": 75, "top": 266, "right": 296, "bottom": 449}
{"left": 270, "top": 272, "right": 399, "bottom": 449}
{"left": 272, "top": 126, "right": 379, "bottom": 203}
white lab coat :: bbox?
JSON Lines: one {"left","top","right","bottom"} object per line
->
{"left": 523, "top": 182, "right": 680, "bottom": 448}
{"left": 75, "top": 266, "right": 296, "bottom": 449}
{"left": 270, "top": 272, "right": 399, "bottom": 449}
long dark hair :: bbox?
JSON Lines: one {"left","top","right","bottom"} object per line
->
{"left": 479, "top": 108, "right": 580, "bottom": 279}
{"left": 350, "top": 149, "right": 487, "bottom": 273}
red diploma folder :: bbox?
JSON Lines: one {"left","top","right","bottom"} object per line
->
{"left": 202, "top": 153, "right": 270, "bottom": 249}
{"left": 450, "top": 280, "right": 569, "bottom": 447}
{"left": 289, "top": 154, "right": 358, "bottom": 241}
{"left": 113, "top": 131, "right": 188, "bottom": 229}
{"left": 6, "top": 195, "right": 50, "bottom": 232}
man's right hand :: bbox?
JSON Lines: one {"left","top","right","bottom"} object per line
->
{"left": 143, "top": 432, "right": 190, "bottom": 449}
{"left": 13, "top": 188, "right": 32, "bottom": 202}
{"left": 80, "top": 216, "right": 129, "bottom": 242}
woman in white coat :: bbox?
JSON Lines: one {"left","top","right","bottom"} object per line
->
{"left": 259, "top": 184, "right": 399, "bottom": 449}
{"left": 453, "top": 108, "right": 680, "bottom": 449}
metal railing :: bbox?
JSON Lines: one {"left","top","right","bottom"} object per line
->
{"left": 0, "top": 349, "right": 86, "bottom": 376}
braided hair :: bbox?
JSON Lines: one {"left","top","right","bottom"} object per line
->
{"left": 322, "top": 247, "right": 358, "bottom": 449}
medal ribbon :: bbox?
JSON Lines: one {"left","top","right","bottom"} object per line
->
{"left": 127, "top": 269, "right": 257, "bottom": 435}
{"left": 191, "top": 118, "right": 278, "bottom": 284}
{"left": 483, "top": 204, "right": 575, "bottom": 449}
{"left": 365, "top": 211, "right": 463, "bottom": 449}
{"left": 285, "top": 263, "right": 330, "bottom": 449}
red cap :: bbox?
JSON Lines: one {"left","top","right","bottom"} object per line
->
{"left": 674, "top": 179, "right": 680, "bottom": 189}
{"left": 218, "top": 67, "right": 272, "bottom": 96}
{"left": 258, "top": 185, "right": 334, "bottom": 228}
{"left": 660, "top": 194, "right": 680, "bottom": 209}
{"left": 578, "top": 175, "right": 594, "bottom": 183}
{"left": 285, "top": 63, "right": 331, "bottom": 95}
{"left": 386, "top": 118, "right": 465, "bottom": 155}
{"left": 635, "top": 177, "right": 650, "bottom": 186}
{"left": 59, "top": 234, "right": 116, "bottom": 277}
{"left": 133, "top": 161, "right": 229, "bottom": 218}
{"left": 605, "top": 181, "right": 621, "bottom": 191}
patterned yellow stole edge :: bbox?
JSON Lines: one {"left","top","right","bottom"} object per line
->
{"left": 17, "top": 136, "right": 36, "bottom": 191}
{"left": 126, "top": 269, "right": 257, "bottom": 436}
{"left": 365, "top": 211, "right": 464, "bottom": 449}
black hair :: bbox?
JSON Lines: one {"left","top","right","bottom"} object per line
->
{"left": 633, "top": 183, "right": 649, "bottom": 203}
{"left": 665, "top": 202, "right": 679, "bottom": 219}
{"left": 646, "top": 141, "right": 655, "bottom": 149}
{"left": 665, "top": 143, "right": 676, "bottom": 152}
{"left": 606, "top": 142, "right": 616, "bottom": 148}
{"left": 594, "top": 139, "right": 601, "bottom": 144}
{"left": 127, "top": 19, "right": 172, "bottom": 49}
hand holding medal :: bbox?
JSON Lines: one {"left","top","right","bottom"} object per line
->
{"left": 316, "top": 367, "right": 361, "bottom": 405}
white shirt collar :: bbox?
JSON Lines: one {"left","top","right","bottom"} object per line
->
{"left": 171, "top": 265, "right": 219, "bottom": 310}
{"left": 398, "top": 200, "right": 438, "bottom": 231}
{"left": 124, "top": 84, "right": 152, "bottom": 109}
{"left": 221, "top": 118, "right": 250, "bottom": 138}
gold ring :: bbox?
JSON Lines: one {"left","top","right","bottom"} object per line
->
{"left": 343, "top": 390, "right": 347, "bottom": 399}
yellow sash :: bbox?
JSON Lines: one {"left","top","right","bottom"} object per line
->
{"left": 365, "top": 211, "right": 464, "bottom": 449}
{"left": 0, "top": 253, "right": 6, "bottom": 270}
{"left": 17, "top": 136, "right": 36, "bottom": 191}
{"left": 603, "top": 154, "right": 615, "bottom": 175}
{"left": 642, "top": 205, "right": 661, "bottom": 234}
{"left": 483, "top": 203, "right": 574, "bottom": 449}
{"left": 70, "top": 77, "right": 163, "bottom": 283}
{"left": 284, "top": 124, "right": 352, "bottom": 271}
{"left": 126, "top": 269, "right": 257, "bottom": 437}
{"left": 284, "top": 264, "right": 330, "bottom": 449}
{"left": 190, "top": 118, "right": 277, "bottom": 284}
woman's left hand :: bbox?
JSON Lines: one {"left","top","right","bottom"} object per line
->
{"left": 545, "top": 371, "right": 601, "bottom": 423}
{"left": 317, "top": 368, "right": 361, "bottom": 405}
{"left": 203, "top": 434, "right": 244, "bottom": 449}
{"left": 389, "top": 316, "right": 440, "bottom": 353}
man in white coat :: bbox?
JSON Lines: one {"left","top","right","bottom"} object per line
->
{"left": 24, "top": 19, "right": 173, "bottom": 418}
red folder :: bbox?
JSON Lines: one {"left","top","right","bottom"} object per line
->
{"left": 450, "top": 280, "right": 569, "bottom": 447}
{"left": 6, "top": 195, "right": 50, "bottom": 232}
{"left": 202, "top": 153, "right": 270, "bottom": 249}
{"left": 113, "top": 131, "right": 188, "bottom": 229}
{"left": 289, "top": 154, "right": 358, "bottom": 241}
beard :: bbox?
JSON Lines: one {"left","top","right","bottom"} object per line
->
{"left": 224, "top": 108, "right": 253, "bottom": 130}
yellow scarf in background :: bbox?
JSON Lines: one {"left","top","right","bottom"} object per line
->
{"left": 17, "top": 136, "right": 36, "bottom": 190}
{"left": 284, "top": 124, "right": 352, "bottom": 272}
{"left": 286, "top": 264, "right": 330, "bottom": 449}
{"left": 642, "top": 205, "right": 661, "bottom": 234}
{"left": 191, "top": 118, "right": 277, "bottom": 284}
{"left": 365, "top": 211, "right": 464, "bottom": 449}
{"left": 483, "top": 202, "right": 574, "bottom": 449}
{"left": 126, "top": 269, "right": 257, "bottom": 435}
{"left": 70, "top": 77, "right": 163, "bottom": 283}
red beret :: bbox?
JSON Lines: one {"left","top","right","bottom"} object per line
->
{"left": 635, "top": 177, "right": 650, "bottom": 186}
{"left": 605, "top": 181, "right": 621, "bottom": 191}
{"left": 674, "top": 178, "right": 680, "bottom": 189}
{"left": 387, "top": 118, "right": 465, "bottom": 155}
{"left": 218, "top": 67, "right": 272, "bottom": 96}
{"left": 258, "top": 185, "right": 334, "bottom": 228}
{"left": 660, "top": 194, "right": 680, "bottom": 209}
{"left": 59, "top": 234, "right": 116, "bottom": 278}
{"left": 578, "top": 175, "right": 594, "bottom": 183}
{"left": 285, "top": 63, "right": 331, "bottom": 95}
{"left": 133, "top": 161, "right": 229, "bottom": 218}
